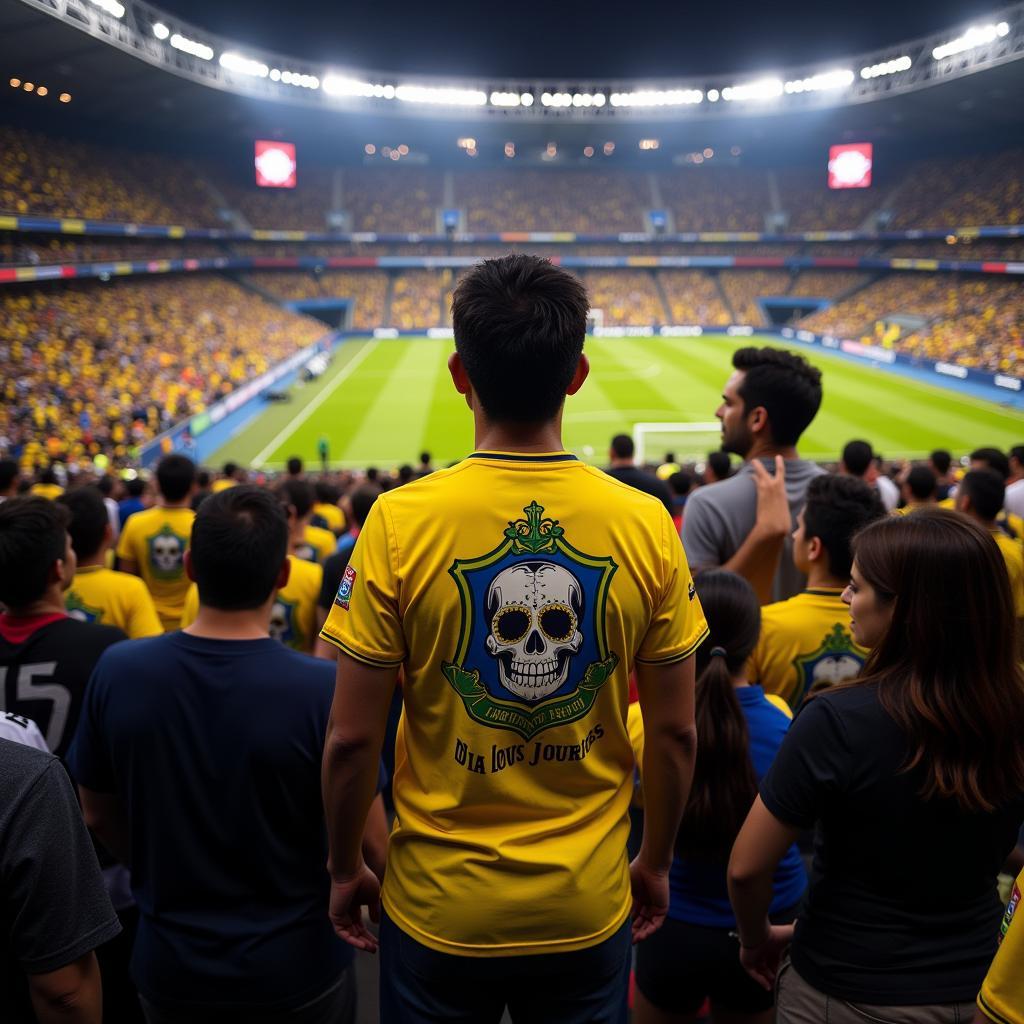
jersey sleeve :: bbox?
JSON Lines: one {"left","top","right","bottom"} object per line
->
{"left": 636, "top": 512, "right": 709, "bottom": 665}
{"left": 3, "top": 758, "right": 122, "bottom": 974}
{"left": 319, "top": 499, "right": 406, "bottom": 668}
{"left": 128, "top": 579, "right": 164, "bottom": 638}
{"left": 978, "top": 871, "right": 1024, "bottom": 1024}
{"left": 114, "top": 515, "right": 137, "bottom": 563}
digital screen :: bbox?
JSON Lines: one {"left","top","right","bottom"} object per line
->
{"left": 828, "top": 143, "right": 873, "bottom": 189}
{"left": 255, "top": 140, "right": 297, "bottom": 188}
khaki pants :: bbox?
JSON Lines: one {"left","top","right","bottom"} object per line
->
{"left": 776, "top": 956, "right": 977, "bottom": 1024}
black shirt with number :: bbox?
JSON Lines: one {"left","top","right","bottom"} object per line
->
{"left": 760, "top": 681, "right": 1024, "bottom": 1005}
{"left": 0, "top": 616, "right": 126, "bottom": 760}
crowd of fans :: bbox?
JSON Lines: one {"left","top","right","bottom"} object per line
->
{"left": 659, "top": 269, "right": 731, "bottom": 325}
{"left": 582, "top": 270, "right": 666, "bottom": 325}
{"left": 719, "top": 270, "right": 792, "bottom": 325}
{"left": 0, "top": 277, "right": 326, "bottom": 467}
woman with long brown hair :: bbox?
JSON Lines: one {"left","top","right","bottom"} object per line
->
{"left": 728, "top": 509, "right": 1024, "bottom": 1022}
{"left": 635, "top": 571, "right": 806, "bottom": 1024}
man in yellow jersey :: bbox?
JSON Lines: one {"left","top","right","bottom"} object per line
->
{"left": 749, "top": 475, "right": 885, "bottom": 709}
{"left": 59, "top": 486, "right": 162, "bottom": 638}
{"left": 314, "top": 482, "right": 347, "bottom": 536}
{"left": 957, "top": 470, "right": 1024, "bottom": 624}
{"left": 29, "top": 467, "right": 64, "bottom": 501}
{"left": 321, "top": 255, "right": 707, "bottom": 1023}
{"left": 211, "top": 461, "right": 244, "bottom": 494}
{"left": 116, "top": 454, "right": 196, "bottom": 631}
{"left": 894, "top": 464, "right": 938, "bottom": 515}
{"left": 280, "top": 478, "right": 336, "bottom": 564}
{"left": 964, "top": 448, "right": 1024, "bottom": 540}
{"left": 975, "top": 867, "right": 1024, "bottom": 1024}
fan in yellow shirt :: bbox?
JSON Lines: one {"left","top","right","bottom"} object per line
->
{"left": 180, "top": 554, "right": 323, "bottom": 653}
{"left": 280, "top": 478, "right": 336, "bottom": 563}
{"left": 59, "top": 486, "right": 163, "bottom": 638}
{"left": 977, "top": 868, "right": 1024, "bottom": 1024}
{"left": 956, "top": 471, "right": 1024, "bottom": 621}
{"left": 211, "top": 461, "right": 244, "bottom": 494}
{"left": 29, "top": 469, "right": 64, "bottom": 501}
{"left": 313, "top": 482, "right": 346, "bottom": 535}
{"left": 749, "top": 474, "right": 885, "bottom": 708}
{"left": 893, "top": 465, "right": 940, "bottom": 516}
{"left": 115, "top": 454, "right": 196, "bottom": 630}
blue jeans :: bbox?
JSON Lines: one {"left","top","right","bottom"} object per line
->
{"left": 380, "top": 911, "right": 632, "bottom": 1024}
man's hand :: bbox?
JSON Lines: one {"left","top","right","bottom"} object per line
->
{"left": 738, "top": 922, "right": 794, "bottom": 990}
{"left": 629, "top": 858, "right": 670, "bottom": 943}
{"left": 328, "top": 862, "right": 381, "bottom": 953}
{"left": 751, "top": 456, "right": 790, "bottom": 539}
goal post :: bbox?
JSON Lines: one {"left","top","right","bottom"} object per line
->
{"left": 633, "top": 422, "right": 722, "bottom": 467}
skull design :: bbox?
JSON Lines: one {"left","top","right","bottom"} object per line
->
{"left": 811, "top": 654, "right": 862, "bottom": 686}
{"left": 269, "top": 600, "right": 291, "bottom": 645}
{"left": 151, "top": 533, "right": 183, "bottom": 575}
{"left": 485, "top": 561, "right": 584, "bottom": 702}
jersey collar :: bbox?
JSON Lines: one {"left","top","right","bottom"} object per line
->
{"left": 467, "top": 451, "right": 579, "bottom": 464}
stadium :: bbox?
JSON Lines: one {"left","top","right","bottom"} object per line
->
{"left": 2, "top": 0, "right": 1024, "bottom": 1022}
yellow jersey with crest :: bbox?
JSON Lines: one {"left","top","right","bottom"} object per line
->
{"left": 179, "top": 554, "right": 323, "bottom": 653}
{"left": 991, "top": 530, "right": 1024, "bottom": 619}
{"left": 748, "top": 588, "right": 868, "bottom": 710}
{"left": 66, "top": 565, "right": 163, "bottom": 639}
{"left": 978, "top": 869, "right": 1024, "bottom": 1024}
{"left": 115, "top": 506, "right": 195, "bottom": 630}
{"left": 320, "top": 450, "right": 708, "bottom": 957}
{"left": 295, "top": 524, "right": 336, "bottom": 565}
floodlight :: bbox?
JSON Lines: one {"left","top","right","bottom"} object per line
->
{"left": 9, "top": 78, "right": 20, "bottom": 88}
{"left": 783, "top": 69, "right": 853, "bottom": 93}
{"left": 88, "top": 0, "right": 125, "bottom": 19}
{"left": 152, "top": 21, "right": 170, "bottom": 40}
{"left": 490, "top": 91, "right": 521, "bottom": 106}
{"left": 170, "top": 33, "right": 214, "bottom": 61}
{"left": 860, "top": 55, "right": 912, "bottom": 78}
{"left": 322, "top": 75, "right": 376, "bottom": 98}
{"left": 520, "top": 92, "right": 534, "bottom": 105}
{"left": 707, "top": 88, "right": 720, "bottom": 102}
{"left": 395, "top": 84, "right": 487, "bottom": 105}
{"left": 220, "top": 52, "right": 270, "bottom": 78}
{"left": 721, "top": 78, "right": 783, "bottom": 101}
{"left": 37, "top": 86, "right": 48, "bottom": 97}
{"left": 59, "top": 92, "right": 71, "bottom": 103}
{"left": 932, "top": 22, "right": 1010, "bottom": 60}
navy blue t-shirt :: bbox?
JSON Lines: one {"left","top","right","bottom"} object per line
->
{"left": 668, "top": 685, "right": 807, "bottom": 926}
{"left": 67, "top": 632, "right": 355, "bottom": 1011}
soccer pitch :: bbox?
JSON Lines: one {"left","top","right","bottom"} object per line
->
{"left": 211, "top": 334, "right": 1024, "bottom": 470}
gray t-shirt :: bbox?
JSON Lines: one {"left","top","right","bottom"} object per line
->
{"left": 0, "top": 739, "right": 121, "bottom": 1019}
{"left": 681, "top": 458, "right": 826, "bottom": 601}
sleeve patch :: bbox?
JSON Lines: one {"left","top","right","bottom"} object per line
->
{"left": 334, "top": 565, "right": 357, "bottom": 610}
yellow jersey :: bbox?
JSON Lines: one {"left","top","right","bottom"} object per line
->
{"left": 295, "top": 523, "right": 336, "bottom": 564}
{"left": 179, "top": 554, "right": 324, "bottom": 653}
{"left": 320, "top": 450, "right": 707, "bottom": 957}
{"left": 748, "top": 588, "right": 868, "bottom": 709}
{"left": 66, "top": 565, "right": 163, "bottom": 639}
{"left": 978, "top": 869, "right": 1024, "bottom": 1024}
{"left": 211, "top": 479, "right": 237, "bottom": 493}
{"left": 29, "top": 482, "right": 64, "bottom": 500}
{"left": 313, "top": 501, "right": 346, "bottom": 534}
{"left": 115, "top": 505, "right": 195, "bottom": 630}
{"left": 992, "top": 530, "right": 1024, "bottom": 619}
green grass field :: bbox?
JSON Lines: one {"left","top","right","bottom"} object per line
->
{"left": 210, "top": 334, "right": 1024, "bottom": 470}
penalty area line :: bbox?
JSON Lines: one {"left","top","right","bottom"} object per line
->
{"left": 251, "top": 339, "right": 379, "bottom": 468}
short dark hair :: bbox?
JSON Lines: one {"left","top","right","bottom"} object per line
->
{"left": 278, "top": 477, "right": 314, "bottom": 518}
{"left": 0, "top": 458, "right": 18, "bottom": 493}
{"left": 58, "top": 486, "right": 108, "bottom": 561}
{"left": 350, "top": 485, "right": 381, "bottom": 528}
{"left": 707, "top": 450, "right": 731, "bottom": 481}
{"left": 668, "top": 470, "right": 695, "bottom": 496}
{"left": 419, "top": 451, "right": 431, "bottom": 466}
{"left": 95, "top": 475, "right": 114, "bottom": 498}
{"left": 0, "top": 497, "right": 70, "bottom": 607}
{"left": 286, "top": 456, "right": 303, "bottom": 477}
{"left": 732, "top": 347, "right": 822, "bottom": 447}
{"left": 841, "top": 439, "right": 874, "bottom": 477}
{"left": 190, "top": 487, "right": 289, "bottom": 611}
{"left": 156, "top": 454, "right": 196, "bottom": 503}
{"left": 930, "top": 449, "right": 952, "bottom": 475}
{"left": 970, "top": 448, "right": 1010, "bottom": 481}
{"left": 195, "top": 469, "right": 211, "bottom": 489}
{"left": 610, "top": 434, "right": 634, "bottom": 459}
{"left": 960, "top": 469, "right": 1005, "bottom": 521}
{"left": 803, "top": 474, "right": 886, "bottom": 579}
{"left": 125, "top": 477, "right": 146, "bottom": 498}
{"left": 452, "top": 255, "right": 589, "bottom": 423}
{"left": 906, "top": 465, "right": 937, "bottom": 502}
{"left": 1011, "top": 445, "right": 1024, "bottom": 466}
{"left": 223, "top": 462, "right": 237, "bottom": 477}
{"left": 314, "top": 481, "right": 339, "bottom": 504}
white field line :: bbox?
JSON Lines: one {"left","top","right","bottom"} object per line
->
{"left": 251, "top": 340, "right": 379, "bottom": 468}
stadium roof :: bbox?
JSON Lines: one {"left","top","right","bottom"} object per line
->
{"left": 4, "top": 0, "right": 1024, "bottom": 161}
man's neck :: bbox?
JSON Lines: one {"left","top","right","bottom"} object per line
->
{"left": 609, "top": 457, "right": 635, "bottom": 469}
{"left": 158, "top": 498, "right": 190, "bottom": 509}
{"left": 7, "top": 590, "right": 67, "bottom": 618}
{"left": 77, "top": 550, "right": 108, "bottom": 569}
{"left": 473, "top": 411, "right": 565, "bottom": 454}
{"left": 184, "top": 606, "right": 272, "bottom": 641}
{"left": 804, "top": 564, "right": 846, "bottom": 590}
{"left": 745, "top": 440, "right": 799, "bottom": 462}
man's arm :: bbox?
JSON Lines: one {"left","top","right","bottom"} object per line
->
{"left": 631, "top": 655, "right": 697, "bottom": 942}
{"left": 361, "top": 793, "right": 389, "bottom": 882}
{"left": 78, "top": 788, "right": 131, "bottom": 866}
{"left": 313, "top": 630, "right": 339, "bottom": 661}
{"left": 321, "top": 653, "right": 398, "bottom": 952}
{"left": 28, "top": 952, "right": 103, "bottom": 1024}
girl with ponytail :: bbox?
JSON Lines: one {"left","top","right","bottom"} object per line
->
{"left": 634, "top": 571, "right": 807, "bottom": 1024}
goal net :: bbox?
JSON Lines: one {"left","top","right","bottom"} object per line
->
{"left": 633, "top": 422, "right": 722, "bottom": 467}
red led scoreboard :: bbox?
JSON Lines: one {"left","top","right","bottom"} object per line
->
{"left": 254, "top": 140, "right": 297, "bottom": 188}
{"left": 828, "top": 143, "right": 873, "bottom": 189}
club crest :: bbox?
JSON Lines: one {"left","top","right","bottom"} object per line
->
{"left": 442, "top": 501, "right": 618, "bottom": 740}
{"left": 792, "top": 623, "right": 865, "bottom": 701}
{"left": 147, "top": 526, "right": 187, "bottom": 580}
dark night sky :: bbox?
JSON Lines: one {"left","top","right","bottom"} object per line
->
{"left": 155, "top": 1, "right": 1002, "bottom": 78}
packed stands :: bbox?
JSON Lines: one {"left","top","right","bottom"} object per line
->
{"left": 0, "top": 276, "right": 325, "bottom": 465}
{"left": 719, "top": 270, "right": 792, "bottom": 325}
{"left": 0, "top": 235, "right": 229, "bottom": 266}
{"left": 656, "top": 167, "right": 769, "bottom": 232}
{"left": 778, "top": 168, "right": 883, "bottom": 231}
{"left": 343, "top": 168, "right": 443, "bottom": 233}
{"left": 244, "top": 270, "right": 389, "bottom": 329}
{"left": 389, "top": 270, "right": 444, "bottom": 329}
{"left": 659, "top": 270, "right": 730, "bottom": 325}
{"left": 456, "top": 170, "right": 648, "bottom": 232}
{"left": 788, "top": 271, "right": 872, "bottom": 299}
{"left": 211, "top": 163, "right": 335, "bottom": 231}
{"left": 582, "top": 270, "right": 666, "bottom": 325}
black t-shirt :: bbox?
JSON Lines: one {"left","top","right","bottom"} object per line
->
{"left": 0, "top": 740, "right": 122, "bottom": 1021}
{"left": 605, "top": 466, "right": 674, "bottom": 517}
{"left": 0, "top": 615, "right": 126, "bottom": 759}
{"left": 760, "top": 683, "right": 1024, "bottom": 1005}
